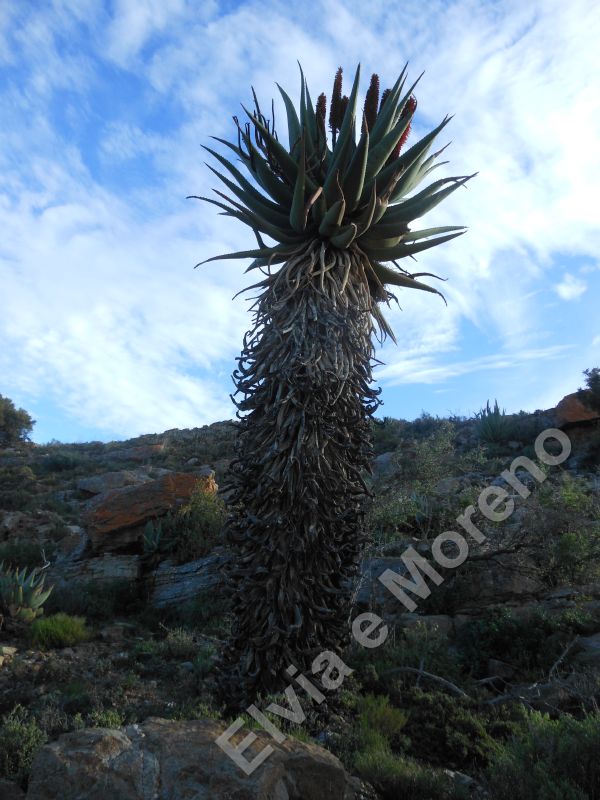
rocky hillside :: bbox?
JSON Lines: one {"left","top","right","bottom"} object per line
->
{"left": 0, "top": 389, "right": 599, "bottom": 799}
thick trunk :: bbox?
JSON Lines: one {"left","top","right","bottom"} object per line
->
{"left": 218, "top": 241, "right": 383, "bottom": 705}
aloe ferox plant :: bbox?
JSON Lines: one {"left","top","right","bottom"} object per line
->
{"left": 192, "top": 63, "right": 474, "bottom": 705}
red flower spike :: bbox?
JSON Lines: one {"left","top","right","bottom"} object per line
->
{"left": 316, "top": 93, "right": 327, "bottom": 130}
{"left": 363, "top": 73, "right": 380, "bottom": 132}
{"left": 379, "top": 88, "right": 391, "bottom": 112}
{"left": 397, "top": 95, "right": 417, "bottom": 152}
{"left": 329, "top": 67, "right": 343, "bottom": 143}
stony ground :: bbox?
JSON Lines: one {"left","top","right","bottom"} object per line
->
{"left": 1, "top": 394, "right": 600, "bottom": 798}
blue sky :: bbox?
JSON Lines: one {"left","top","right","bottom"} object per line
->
{"left": 1, "top": 0, "right": 599, "bottom": 444}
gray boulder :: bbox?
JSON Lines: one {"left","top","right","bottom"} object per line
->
{"left": 26, "top": 718, "right": 360, "bottom": 800}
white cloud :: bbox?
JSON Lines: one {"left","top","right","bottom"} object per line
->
{"left": 554, "top": 273, "right": 588, "bottom": 300}
{"left": 377, "top": 344, "right": 572, "bottom": 385}
{"left": 1, "top": 0, "right": 600, "bottom": 439}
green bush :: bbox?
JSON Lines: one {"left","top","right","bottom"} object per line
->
{"left": 193, "top": 644, "right": 217, "bottom": 679}
{"left": 0, "top": 704, "right": 47, "bottom": 788}
{"left": 351, "top": 623, "right": 463, "bottom": 689}
{"left": 485, "top": 710, "right": 600, "bottom": 799}
{"left": 45, "top": 578, "right": 141, "bottom": 620}
{"left": 547, "top": 528, "right": 600, "bottom": 583}
{"left": 396, "top": 420, "right": 456, "bottom": 485}
{"left": 355, "top": 694, "right": 408, "bottom": 749}
{"left": 0, "top": 465, "right": 37, "bottom": 510}
{"left": 0, "top": 489, "right": 35, "bottom": 511}
{"left": 410, "top": 412, "right": 449, "bottom": 440}
{"left": 396, "top": 689, "right": 500, "bottom": 770}
{"left": 28, "top": 613, "right": 90, "bottom": 648}
{"left": 457, "top": 607, "right": 593, "bottom": 677}
{"left": 171, "top": 487, "right": 226, "bottom": 563}
{"left": 0, "top": 540, "right": 53, "bottom": 570}
{"left": 577, "top": 367, "right": 600, "bottom": 412}
{"left": 0, "top": 395, "right": 35, "bottom": 446}
{"left": 371, "top": 417, "right": 408, "bottom": 455}
{"left": 162, "top": 626, "right": 198, "bottom": 659}
{"left": 88, "top": 709, "right": 125, "bottom": 729}
{"left": 368, "top": 492, "right": 430, "bottom": 542}
{"left": 35, "top": 449, "right": 90, "bottom": 473}
{"left": 59, "top": 680, "right": 96, "bottom": 715}
{"left": 353, "top": 749, "right": 464, "bottom": 800}
{"left": 557, "top": 473, "right": 596, "bottom": 513}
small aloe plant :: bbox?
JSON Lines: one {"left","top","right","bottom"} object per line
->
{"left": 0, "top": 562, "right": 53, "bottom": 625}
{"left": 143, "top": 520, "right": 163, "bottom": 556}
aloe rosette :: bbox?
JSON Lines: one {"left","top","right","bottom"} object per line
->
{"left": 0, "top": 563, "right": 53, "bottom": 625}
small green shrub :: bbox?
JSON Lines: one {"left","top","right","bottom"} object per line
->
{"left": 410, "top": 412, "right": 449, "bottom": 440}
{"left": 0, "top": 395, "right": 35, "bottom": 445}
{"left": 28, "top": 613, "right": 90, "bottom": 648}
{"left": 0, "top": 540, "right": 52, "bottom": 570}
{"left": 368, "top": 492, "right": 430, "bottom": 542}
{"left": 88, "top": 709, "right": 125, "bottom": 729}
{"left": 36, "top": 450, "right": 89, "bottom": 473}
{"left": 45, "top": 578, "right": 140, "bottom": 620}
{"left": 457, "top": 607, "right": 593, "bottom": 677}
{"left": 547, "top": 528, "right": 600, "bottom": 583}
{"left": 355, "top": 694, "right": 408, "bottom": 748}
{"left": 171, "top": 487, "right": 226, "bottom": 563}
{"left": 485, "top": 710, "right": 600, "bottom": 799}
{"left": 0, "top": 466, "right": 37, "bottom": 510}
{"left": 177, "top": 589, "right": 230, "bottom": 638}
{"left": 0, "top": 704, "right": 47, "bottom": 788}
{"left": 351, "top": 623, "right": 462, "bottom": 688}
{"left": 163, "top": 626, "right": 198, "bottom": 659}
{"left": 396, "top": 420, "right": 456, "bottom": 485}
{"left": 60, "top": 680, "right": 96, "bottom": 715}
{"left": 131, "top": 638, "right": 163, "bottom": 661}
{"left": 0, "top": 489, "right": 35, "bottom": 511}
{"left": 396, "top": 689, "right": 500, "bottom": 770}
{"left": 371, "top": 417, "right": 408, "bottom": 455}
{"left": 577, "top": 367, "right": 600, "bottom": 413}
{"left": 353, "top": 749, "right": 464, "bottom": 800}
{"left": 559, "top": 474, "right": 595, "bottom": 512}
{"left": 193, "top": 644, "right": 216, "bottom": 678}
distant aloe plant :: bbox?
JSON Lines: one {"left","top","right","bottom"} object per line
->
{"left": 476, "top": 399, "right": 511, "bottom": 444}
{"left": 194, "top": 63, "right": 473, "bottom": 704}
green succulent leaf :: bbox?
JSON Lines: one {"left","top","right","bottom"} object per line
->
{"left": 318, "top": 198, "right": 346, "bottom": 237}
{"left": 330, "top": 223, "right": 358, "bottom": 248}
{"left": 342, "top": 121, "right": 369, "bottom": 212}
{"left": 370, "top": 261, "right": 443, "bottom": 295}
{"left": 361, "top": 229, "right": 466, "bottom": 261}
{"left": 289, "top": 132, "right": 307, "bottom": 233}
{"left": 367, "top": 65, "right": 408, "bottom": 146}
{"left": 277, "top": 83, "right": 302, "bottom": 159}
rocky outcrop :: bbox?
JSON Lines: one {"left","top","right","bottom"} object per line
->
{"left": 149, "top": 551, "right": 227, "bottom": 607}
{"left": 103, "top": 443, "right": 165, "bottom": 462}
{"left": 26, "top": 718, "right": 360, "bottom": 800}
{"left": 76, "top": 470, "right": 153, "bottom": 496}
{"left": 0, "top": 510, "right": 66, "bottom": 544}
{"left": 82, "top": 472, "right": 218, "bottom": 551}
{"left": 555, "top": 392, "right": 600, "bottom": 426}
{"left": 47, "top": 553, "right": 141, "bottom": 586}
